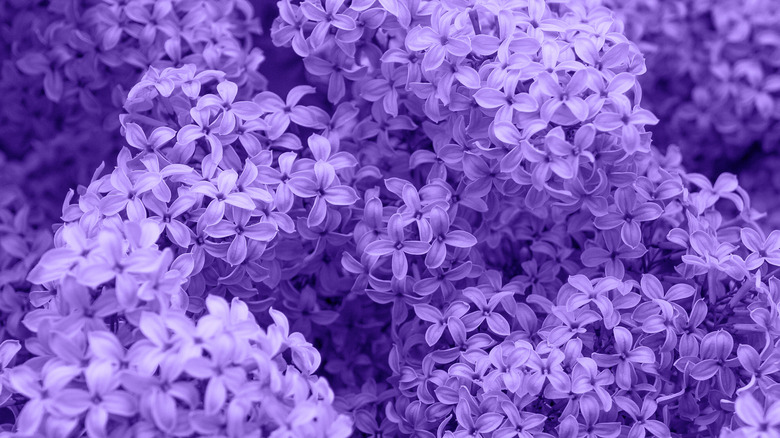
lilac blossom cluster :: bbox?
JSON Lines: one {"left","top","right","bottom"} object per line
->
{"left": 2, "top": 0, "right": 780, "bottom": 437}
{"left": 0, "top": 0, "right": 266, "bottom": 222}
{"left": 605, "top": 0, "right": 780, "bottom": 222}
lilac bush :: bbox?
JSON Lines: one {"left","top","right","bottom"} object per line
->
{"left": 1, "top": 0, "right": 780, "bottom": 437}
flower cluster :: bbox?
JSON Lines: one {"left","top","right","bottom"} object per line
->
{"left": 1, "top": 0, "right": 780, "bottom": 437}
{"left": 605, "top": 0, "right": 780, "bottom": 222}
{"left": 0, "top": 0, "right": 266, "bottom": 223}
{"left": 3, "top": 293, "right": 350, "bottom": 437}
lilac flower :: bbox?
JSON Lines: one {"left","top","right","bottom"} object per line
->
{"left": 735, "top": 344, "right": 780, "bottom": 393}
{"left": 185, "top": 341, "right": 247, "bottom": 415}
{"left": 144, "top": 194, "right": 196, "bottom": 248}
{"left": 577, "top": 397, "right": 622, "bottom": 438}
{"left": 302, "top": 53, "right": 366, "bottom": 103}
{"left": 191, "top": 170, "right": 257, "bottom": 226}
{"left": 461, "top": 287, "right": 513, "bottom": 336}
{"left": 288, "top": 163, "right": 359, "bottom": 228}
{"left": 205, "top": 209, "right": 278, "bottom": 265}
{"left": 364, "top": 213, "right": 430, "bottom": 279}
{"left": 673, "top": 299, "right": 707, "bottom": 357}
{"left": 9, "top": 1, "right": 780, "bottom": 437}
{"left": 585, "top": 71, "right": 636, "bottom": 115}
{"left": 473, "top": 85, "right": 539, "bottom": 123}
{"left": 534, "top": 70, "right": 590, "bottom": 122}
{"left": 581, "top": 230, "right": 647, "bottom": 278}
{"left": 592, "top": 326, "right": 655, "bottom": 389}
{"left": 124, "top": 123, "right": 176, "bottom": 156}
{"left": 593, "top": 95, "right": 659, "bottom": 153}
{"left": 734, "top": 393, "right": 780, "bottom": 438}
{"left": 413, "top": 261, "right": 473, "bottom": 297}
{"left": 414, "top": 302, "right": 470, "bottom": 347}
{"left": 100, "top": 167, "right": 161, "bottom": 221}
{"left": 452, "top": 400, "right": 503, "bottom": 438}
{"left": 196, "top": 81, "right": 262, "bottom": 135}
{"left": 525, "top": 348, "right": 569, "bottom": 395}
{"left": 6, "top": 364, "right": 81, "bottom": 435}
{"left": 689, "top": 330, "right": 738, "bottom": 395}
{"left": 124, "top": 0, "right": 175, "bottom": 46}
{"left": 15, "top": 50, "right": 67, "bottom": 102}
{"left": 273, "top": 0, "right": 310, "bottom": 57}
{"left": 405, "top": 8, "right": 471, "bottom": 72}
{"left": 682, "top": 231, "right": 747, "bottom": 281}
{"left": 594, "top": 187, "right": 663, "bottom": 248}
{"left": 254, "top": 86, "right": 328, "bottom": 139}
{"left": 53, "top": 362, "right": 137, "bottom": 437}
{"left": 640, "top": 299, "right": 678, "bottom": 352}
{"left": 740, "top": 228, "right": 780, "bottom": 270}
{"left": 425, "top": 206, "right": 477, "bottom": 269}
{"left": 614, "top": 396, "right": 670, "bottom": 438}
{"left": 78, "top": 230, "right": 161, "bottom": 308}
{"left": 566, "top": 274, "right": 622, "bottom": 329}
{"left": 575, "top": 40, "right": 632, "bottom": 78}
{"left": 522, "top": 127, "right": 579, "bottom": 187}
{"left": 301, "top": 0, "right": 357, "bottom": 47}
{"left": 493, "top": 401, "right": 546, "bottom": 438}
{"left": 176, "top": 107, "right": 226, "bottom": 163}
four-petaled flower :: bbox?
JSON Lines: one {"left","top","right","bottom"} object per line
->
{"left": 594, "top": 187, "right": 663, "bottom": 248}
{"left": 406, "top": 7, "right": 471, "bottom": 71}
{"left": 592, "top": 326, "right": 656, "bottom": 390}
{"left": 364, "top": 213, "right": 431, "bottom": 279}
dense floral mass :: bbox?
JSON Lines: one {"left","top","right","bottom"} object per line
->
{"left": 1, "top": 0, "right": 780, "bottom": 437}
{"left": 604, "top": 0, "right": 780, "bottom": 222}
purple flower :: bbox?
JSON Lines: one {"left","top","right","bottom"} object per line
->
{"left": 100, "top": 167, "right": 161, "bottom": 221}
{"left": 493, "top": 401, "right": 546, "bottom": 438}
{"left": 301, "top": 0, "right": 357, "bottom": 48}
{"left": 288, "top": 163, "right": 359, "bottom": 228}
{"left": 425, "top": 206, "right": 477, "bottom": 269}
{"left": 614, "top": 396, "right": 670, "bottom": 438}
{"left": 176, "top": 107, "right": 226, "bottom": 163}
{"left": 525, "top": 348, "right": 569, "bottom": 395}
{"left": 566, "top": 274, "right": 622, "bottom": 329}
{"left": 124, "top": 0, "right": 175, "bottom": 46}
{"left": 571, "top": 357, "right": 615, "bottom": 410}
{"left": 405, "top": 8, "right": 471, "bottom": 72}
{"left": 452, "top": 400, "right": 503, "bottom": 438}
{"left": 594, "top": 187, "right": 663, "bottom": 248}
{"left": 185, "top": 341, "right": 247, "bottom": 415}
{"left": 255, "top": 86, "right": 328, "bottom": 139}
{"left": 473, "top": 85, "right": 539, "bottom": 123}
{"left": 53, "top": 362, "right": 137, "bottom": 437}
{"left": 413, "top": 301, "right": 469, "bottom": 346}
{"left": 205, "top": 209, "right": 278, "bottom": 265}
{"left": 592, "top": 326, "right": 655, "bottom": 390}
{"left": 196, "top": 81, "right": 262, "bottom": 135}
{"left": 124, "top": 122, "right": 176, "bottom": 156}
{"left": 364, "top": 213, "right": 430, "bottom": 279}
{"left": 741, "top": 227, "right": 780, "bottom": 270}
{"left": 145, "top": 194, "right": 196, "bottom": 248}
{"left": 191, "top": 170, "right": 257, "bottom": 226}
{"left": 593, "top": 95, "right": 658, "bottom": 153}
{"left": 533, "top": 70, "right": 590, "bottom": 122}
{"left": 734, "top": 393, "right": 780, "bottom": 438}
{"left": 7, "top": 364, "right": 80, "bottom": 435}
{"left": 689, "top": 330, "right": 738, "bottom": 395}
{"left": 461, "top": 286, "right": 512, "bottom": 336}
